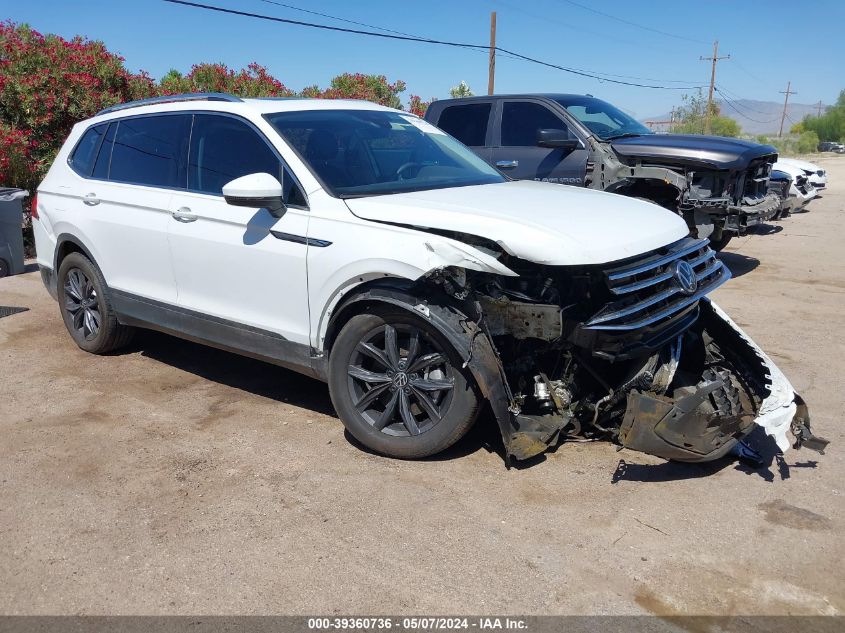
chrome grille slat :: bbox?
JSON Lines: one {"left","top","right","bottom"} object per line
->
{"left": 585, "top": 237, "right": 730, "bottom": 331}
{"left": 606, "top": 237, "right": 707, "bottom": 281}
{"left": 611, "top": 249, "right": 714, "bottom": 295}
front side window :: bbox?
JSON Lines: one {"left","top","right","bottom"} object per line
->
{"left": 552, "top": 96, "right": 653, "bottom": 140}
{"left": 188, "top": 114, "right": 306, "bottom": 206}
{"left": 437, "top": 103, "right": 491, "bottom": 147}
{"left": 501, "top": 102, "right": 572, "bottom": 147}
{"left": 109, "top": 115, "right": 190, "bottom": 187}
{"left": 266, "top": 109, "right": 504, "bottom": 198}
{"left": 69, "top": 124, "right": 108, "bottom": 176}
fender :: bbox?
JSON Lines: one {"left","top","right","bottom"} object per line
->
{"left": 53, "top": 232, "right": 100, "bottom": 278}
{"left": 324, "top": 285, "right": 558, "bottom": 464}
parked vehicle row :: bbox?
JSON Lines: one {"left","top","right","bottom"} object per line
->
{"left": 818, "top": 141, "right": 845, "bottom": 153}
{"left": 425, "top": 94, "right": 782, "bottom": 252}
{"left": 31, "top": 93, "right": 828, "bottom": 468}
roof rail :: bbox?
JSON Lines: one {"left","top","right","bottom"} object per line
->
{"left": 95, "top": 92, "right": 243, "bottom": 116}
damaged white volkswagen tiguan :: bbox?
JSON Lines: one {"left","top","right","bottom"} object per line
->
{"left": 32, "top": 93, "right": 827, "bottom": 465}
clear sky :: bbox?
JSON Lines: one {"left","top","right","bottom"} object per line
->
{"left": 4, "top": 0, "right": 844, "bottom": 119}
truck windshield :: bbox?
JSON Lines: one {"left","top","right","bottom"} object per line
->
{"left": 266, "top": 109, "right": 505, "bottom": 198}
{"left": 553, "top": 96, "right": 653, "bottom": 141}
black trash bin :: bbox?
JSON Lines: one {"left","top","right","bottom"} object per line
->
{"left": 0, "top": 188, "right": 28, "bottom": 278}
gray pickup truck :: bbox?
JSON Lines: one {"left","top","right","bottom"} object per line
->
{"left": 424, "top": 94, "right": 781, "bottom": 250}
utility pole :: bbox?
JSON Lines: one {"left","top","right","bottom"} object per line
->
{"left": 778, "top": 81, "right": 797, "bottom": 137}
{"left": 487, "top": 11, "right": 496, "bottom": 96}
{"left": 700, "top": 40, "right": 730, "bottom": 134}
{"left": 815, "top": 100, "right": 824, "bottom": 117}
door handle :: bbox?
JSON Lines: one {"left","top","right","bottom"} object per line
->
{"left": 83, "top": 193, "right": 100, "bottom": 206}
{"left": 495, "top": 160, "right": 519, "bottom": 169}
{"left": 171, "top": 208, "right": 198, "bottom": 223}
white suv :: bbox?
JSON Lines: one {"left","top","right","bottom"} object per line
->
{"left": 32, "top": 93, "right": 826, "bottom": 464}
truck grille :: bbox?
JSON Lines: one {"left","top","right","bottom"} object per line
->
{"left": 584, "top": 237, "right": 730, "bottom": 331}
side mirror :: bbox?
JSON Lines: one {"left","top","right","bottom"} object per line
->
{"left": 537, "top": 128, "right": 582, "bottom": 151}
{"left": 222, "top": 173, "right": 286, "bottom": 218}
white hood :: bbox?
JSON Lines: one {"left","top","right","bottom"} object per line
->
{"left": 777, "top": 157, "right": 821, "bottom": 173}
{"left": 345, "top": 180, "right": 689, "bottom": 266}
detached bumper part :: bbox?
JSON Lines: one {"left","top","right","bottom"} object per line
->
{"left": 617, "top": 301, "right": 828, "bottom": 462}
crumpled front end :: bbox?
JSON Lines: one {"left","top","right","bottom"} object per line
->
{"left": 683, "top": 157, "right": 781, "bottom": 236}
{"left": 427, "top": 237, "right": 827, "bottom": 465}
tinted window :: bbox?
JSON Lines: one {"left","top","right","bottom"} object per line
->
{"left": 92, "top": 123, "right": 116, "bottom": 180}
{"left": 501, "top": 102, "right": 569, "bottom": 146}
{"left": 70, "top": 124, "right": 107, "bottom": 176}
{"left": 110, "top": 115, "right": 190, "bottom": 188}
{"left": 188, "top": 114, "right": 306, "bottom": 206}
{"left": 436, "top": 103, "right": 491, "bottom": 147}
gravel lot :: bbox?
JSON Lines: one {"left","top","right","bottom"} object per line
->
{"left": 1, "top": 156, "right": 843, "bottom": 616}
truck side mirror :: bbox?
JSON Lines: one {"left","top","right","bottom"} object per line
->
{"left": 537, "top": 129, "right": 582, "bottom": 151}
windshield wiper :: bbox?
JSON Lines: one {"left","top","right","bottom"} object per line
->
{"left": 605, "top": 132, "right": 644, "bottom": 140}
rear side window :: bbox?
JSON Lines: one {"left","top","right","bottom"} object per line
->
{"left": 501, "top": 102, "right": 568, "bottom": 146}
{"left": 69, "top": 124, "right": 108, "bottom": 176}
{"left": 92, "top": 123, "right": 116, "bottom": 180}
{"left": 436, "top": 103, "right": 491, "bottom": 147}
{"left": 109, "top": 115, "right": 190, "bottom": 188}
{"left": 189, "top": 114, "right": 306, "bottom": 206}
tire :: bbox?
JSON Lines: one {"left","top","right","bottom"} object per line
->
{"left": 0, "top": 258, "right": 8, "bottom": 278}
{"left": 57, "top": 252, "right": 134, "bottom": 354}
{"left": 708, "top": 233, "right": 733, "bottom": 252}
{"left": 328, "top": 308, "right": 480, "bottom": 459}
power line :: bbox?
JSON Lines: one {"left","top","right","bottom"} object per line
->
{"left": 556, "top": 0, "right": 708, "bottom": 45}
{"left": 162, "top": 0, "right": 706, "bottom": 90}
{"left": 714, "top": 88, "right": 778, "bottom": 124}
{"left": 714, "top": 86, "right": 774, "bottom": 115}
{"left": 257, "top": 0, "right": 527, "bottom": 65}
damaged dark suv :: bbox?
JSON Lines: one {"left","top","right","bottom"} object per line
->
{"left": 425, "top": 94, "right": 782, "bottom": 250}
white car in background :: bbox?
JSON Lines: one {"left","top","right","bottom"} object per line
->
{"left": 777, "top": 157, "right": 827, "bottom": 191}
{"left": 774, "top": 161, "right": 817, "bottom": 211}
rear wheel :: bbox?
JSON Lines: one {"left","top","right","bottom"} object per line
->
{"left": 328, "top": 308, "right": 480, "bottom": 459}
{"left": 0, "top": 258, "right": 8, "bottom": 278}
{"left": 57, "top": 252, "right": 134, "bottom": 354}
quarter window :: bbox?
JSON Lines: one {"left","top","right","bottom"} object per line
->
{"left": 109, "top": 115, "right": 190, "bottom": 188}
{"left": 188, "top": 114, "right": 306, "bottom": 206}
{"left": 69, "top": 124, "right": 107, "bottom": 176}
{"left": 92, "top": 123, "right": 116, "bottom": 180}
{"left": 436, "top": 103, "right": 491, "bottom": 147}
{"left": 501, "top": 102, "right": 570, "bottom": 147}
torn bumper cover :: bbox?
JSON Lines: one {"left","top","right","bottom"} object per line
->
{"left": 486, "top": 299, "right": 828, "bottom": 463}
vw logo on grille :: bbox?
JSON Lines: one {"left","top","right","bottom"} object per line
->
{"left": 673, "top": 260, "right": 698, "bottom": 295}
{"left": 393, "top": 372, "right": 409, "bottom": 388}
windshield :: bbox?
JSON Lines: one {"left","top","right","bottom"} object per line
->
{"left": 553, "top": 96, "right": 653, "bottom": 141}
{"left": 266, "top": 109, "right": 505, "bottom": 198}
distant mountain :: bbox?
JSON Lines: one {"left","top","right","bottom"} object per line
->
{"left": 645, "top": 99, "right": 823, "bottom": 135}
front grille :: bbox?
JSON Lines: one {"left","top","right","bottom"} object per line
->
{"left": 584, "top": 238, "right": 730, "bottom": 331}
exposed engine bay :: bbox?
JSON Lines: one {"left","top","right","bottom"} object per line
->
{"left": 422, "top": 237, "right": 828, "bottom": 463}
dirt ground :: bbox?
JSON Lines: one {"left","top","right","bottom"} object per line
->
{"left": 1, "top": 157, "right": 843, "bottom": 617}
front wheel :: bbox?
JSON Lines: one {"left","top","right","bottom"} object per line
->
{"left": 708, "top": 233, "right": 733, "bottom": 252}
{"left": 328, "top": 308, "right": 480, "bottom": 459}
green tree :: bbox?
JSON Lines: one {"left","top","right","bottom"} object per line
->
{"left": 320, "top": 73, "right": 406, "bottom": 109}
{"left": 670, "top": 90, "right": 741, "bottom": 137}
{"left": 802, "top": 89, "right": 845, "bottom": 142}
{"left": 449, "top": 81, "right": 474, "bottom": 98}
{"left": 158, "top": 62, "right": 293, "bottom": 97}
